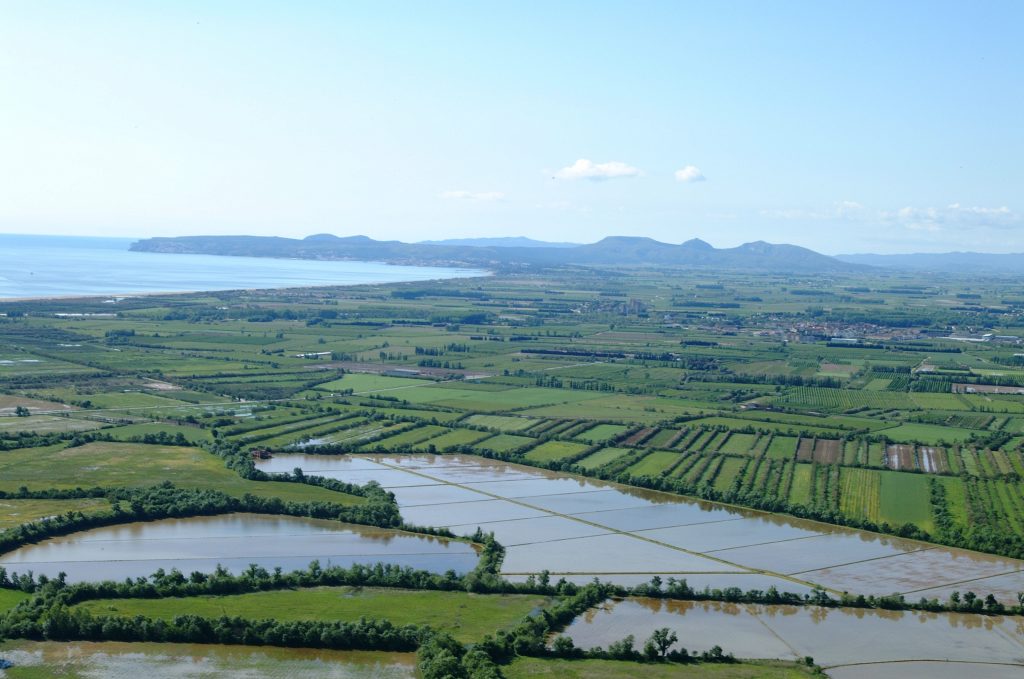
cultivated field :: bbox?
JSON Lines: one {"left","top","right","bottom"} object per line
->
{"left": 4, "top": 266, "right": 1024, "bottom": 677}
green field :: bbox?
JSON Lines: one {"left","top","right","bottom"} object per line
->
{"left": 315, "top": 373, "right": 431, "bottom": 393}
{"left": 0, "top": 588, "right": 28, "bottom": 613}
{"left": 0, "top": 498, "right": 111, "bottom": 529}
{"left": 524, "top": 440, "right": 591, "bottom": 463}
{"left": 75, "top": 587, "right": 551, "bottom": 643}
{"left": 0, "top": 441, "right": 364, "bottom": 504}
{"left": 878, "top": 471, "right": 934, "bottom": 532}
{"left": 766, "top": 435, "right": 799, "bottom": 460}
{"left": 877, "top": 422, "right": 978, "bottom": 444}
{"left": 625, "top": 450, "right": 680, "bottom": 477}
{"left": 577, "top": 423, "right": 629, "bottom": 444}
{"left": 473, "top": 433, "right": 535, "bottom": 453}
{"left": 464, "top": 414, "right": 537, "bottom": 432}
{"left": 414, "top": 428, "right": 490, "bottom": 451}
{"left": 3, "top": 260, "right": 1024, "bottom": 650}
{"left": 713, "top": 457, "right": 748, "bottom": 491}
{"left": 644, "top": 428, "right": 679, "bottom": 448}
{"left": 577, "top": 447, "right": 631, "bottom": 470}
{"left": 505, "top": 658, "right": 813, "bottom": 679}
{"left": 0, "top": 414, "right": 102, "bottom": 434}
{"left": 396, "top": 384, "right": 604, "bottom": 412}
{"left": 103, "top": 421, "right": 214, "bottom": 443}
{"left": 788, "top": 463, "right": 814, "bottom": 506}
{"left": 521, "top": 395, "right": 700, "bottom": 422}
{"left": 78, "top": 391, "right": 194, "bottom": 410}
{"left": 719, "top": 432, "right": 759, "bottom": 456}
{"left": 838, "top": 467, "right": 881, "bottom": 523}
{"left": 371, "top": 424, "right": 447, "bottom": 448}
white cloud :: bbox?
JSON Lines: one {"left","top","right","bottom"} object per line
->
{"left": 439, "top": 190, "right": 505, "bottom": 201}
{"left": 761, "top": 201, "right": 863, "bottom": 220}
{"left": 763, "top": 200, "right": 1019, "bottom": 239}
{"left": 885, "top": 203, "right": 1019, "bottom": 231}
{"left": 760, "top": 208, "right": 818, "bottom": 220}
{"left": 835, "top": 200, "right": 864, "bottom": 216}
{"left": 533, "top": 200, "right": 573, "bottom": 210}
{"left": 674, "top": 165, "right": 706, "bottom": 183}
{"left": 554, "top": 159, "right": 641, "bottom": 181}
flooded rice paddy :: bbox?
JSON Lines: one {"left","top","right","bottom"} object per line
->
{"left": 0, "top": 640, "right": 415, "bottom": 678}
{"left": 257, "top": 454, "right": 1024, "bottom": 603}
{"left": 561, "top": 597, "right": 1024, "bottom": 677}
{"left": 0, "top": 513, "right": 478, "bottom": 583}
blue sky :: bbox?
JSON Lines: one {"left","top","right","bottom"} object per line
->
{"left": 1, "top": 1, "right": 1021, "bottom": 253}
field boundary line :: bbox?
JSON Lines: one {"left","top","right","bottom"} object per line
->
{"left": 786, "top": 546, "right": 938, "bottom": 576}
{"left": 371, "top": 457, "right": 829, "bottom": 594}
{"left": 822, "top": 659, "right": 1024, "bottom": 670}
{"left": 499, "top": 570, "right": 753, "bottom": 576}
{"left": 898, "top": 567, "right": 1023, "bottom": 596}
{"left": 703, "top": 532, "right": 840, "bottom": 554}
{"left": 574, "top": 514, "right": 749, "bottom": 532}
{"left": 749, "top": 608, "right": 802, "bottom": 659}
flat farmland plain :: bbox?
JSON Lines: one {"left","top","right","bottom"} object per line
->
{"left": 6, "top": 266, "right": 1024, "bottom": 676}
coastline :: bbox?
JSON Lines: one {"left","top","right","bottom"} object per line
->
{"left": 0, "top": 235, "right": 491, "bottom": 302}
{"left": 0, "top": 272, "right": 493, "bottom": 304}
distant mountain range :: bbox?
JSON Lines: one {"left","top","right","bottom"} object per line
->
{"left": 418, "top": 236, "right": 579, "bottom": 248}
{"left": 131, "top": 234, "right": 857, "bottom": 273}
{"left": 130, "top": 233, "right": 1024, "bottom": 274}
{"left": 837, "top": 252, "right": 1024, "bottom": 274}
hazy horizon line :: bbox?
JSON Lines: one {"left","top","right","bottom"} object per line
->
{"left": 6, "top": 230, "right": 1024, "bottom": 258}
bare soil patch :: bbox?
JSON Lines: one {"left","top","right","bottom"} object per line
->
{"left": 918, "top": 446, "right": 949, "bottom": 473}
{"left": 885, "top": 444, "right": 916, "bottom": 471}
{"left": 813, "top": 438, "right": 842, "bottom": 464}
{"left": 796, "top": 437, "right": 815, "bottom": 462}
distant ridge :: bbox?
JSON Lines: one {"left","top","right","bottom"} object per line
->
{"left": 837, "top": 252, "right": 1024, "bottom": 273}
{"left": 131, "top": 233, "right": 859, "bottom": 273}
{"left": 419, "top": 236, "right": 579, "bottom": 248}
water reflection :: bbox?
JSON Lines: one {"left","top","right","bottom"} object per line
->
{"left": 0, "top": 513, "right": 478, "bottom": 583}
{"left": 0, "top": 640, "right": 416, "bottom": 678}
{"left": 562, "top": 597, "right": 1024, "bottom": 667}
{"left": 256, "top": 454, "right": 1024, "bottom": 603}
{"left": 829, "top": 661, "right": 1024, "bottom": 679}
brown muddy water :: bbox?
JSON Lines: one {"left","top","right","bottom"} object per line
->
{"left": 560, "top": 597, "right": 1024, "bottom": 675}
{"left": 257, "top": 454, "right": 1024, "bottom": 605}
{"left": 0, "top": 513, "right": 478, "bottom": 583}
{"left": 0, "top": 640, "right": 416, "bottom": 678}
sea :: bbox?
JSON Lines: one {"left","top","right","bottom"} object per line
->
{"left": 0, "top": 234, "right": 486, "bottom": 299}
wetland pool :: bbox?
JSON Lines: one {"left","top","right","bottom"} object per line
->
{"left": 0, "top": 513, "right": 478, "bottom": 583}
{"left": 0, "top": 640, "right": 415, "bottom": 678}
{"left": 560, "top": 597, "right": 1024, "bottom": 677}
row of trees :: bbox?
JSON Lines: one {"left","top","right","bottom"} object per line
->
{"left": 3, "top": 555, "right": 1021, "bottom": 677}
{"left": 16, "top": 608, "right": 425, "bottom": 652}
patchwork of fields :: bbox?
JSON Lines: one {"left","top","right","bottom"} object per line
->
{"left": 3, "top": 266, "right": 1024, "bottom": 675}
{"left": 5, "top": 269, "right": 1024, "bottom": 553}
